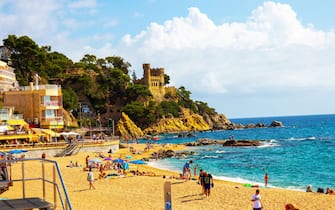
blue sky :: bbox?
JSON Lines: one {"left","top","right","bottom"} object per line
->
{"left": 1, "top": 0, "right": 335, "bottom": 118}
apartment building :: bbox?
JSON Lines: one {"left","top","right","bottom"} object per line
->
{"left": 0, "top": 60, "right": 19, "bottom": 92}
{"left": 3, "top": 81, "right": 64, "bottom": 129}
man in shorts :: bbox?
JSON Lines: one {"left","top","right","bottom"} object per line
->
{"left": 251, "top": 189, "right": 263, "bottom": 210}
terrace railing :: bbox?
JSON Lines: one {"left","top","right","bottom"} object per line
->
{"left": 0, "top": 157, "right": 72, "bottom": 210}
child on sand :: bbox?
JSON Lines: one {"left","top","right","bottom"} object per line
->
{"left": 87, "top": 168, "right": 95, "bottom": 190}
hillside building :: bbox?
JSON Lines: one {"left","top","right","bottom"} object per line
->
{"left": 0, "top": 60, "right": 19, "bottom": 92}
{"left": 3, "top": 76, "right": 64, "bottom": 129}
{"left": 135, "top": 63, "right": 166, "bottom": 102}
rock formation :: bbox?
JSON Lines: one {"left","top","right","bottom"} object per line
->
{"left": 184, "top": 138, "right": 263, "bottom": 147}
{"left": 270, "top": 120, "right": 283, "bottom": 127}
{"left": 143, "top": 108, "right": 211, "bottom": 134}
{"left": 202, "top": 113, "right": 234, "bottom": 130}
{"left": 116, "top": 112, "right": 144, "bottom": 138}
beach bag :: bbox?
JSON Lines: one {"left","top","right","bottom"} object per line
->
{"left": 87, "top": 173, "right": 92, "bottom": 181}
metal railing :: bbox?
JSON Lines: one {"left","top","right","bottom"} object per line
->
{"left": 0, "top": 158, "right": 73, "bottom": 210}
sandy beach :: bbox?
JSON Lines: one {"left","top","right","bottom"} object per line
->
{"left": 2, "top": 143, "right": 335, "bottom": 210}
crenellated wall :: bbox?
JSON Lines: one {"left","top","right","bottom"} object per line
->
{"left": 142, "top": 63, "right": 165, "bottom": 102}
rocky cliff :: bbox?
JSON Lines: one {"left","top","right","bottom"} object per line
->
{"left": 143, "top": 108, "right": 210, "bottom": 134}
{"left": 113, "top": 107, "right": 237, "bottom": 137}
{"left": 116, "top": 112, "right": 144, "bottom": 138}
{"left": 202, "top": 113, "right": 234, "bottom": 130}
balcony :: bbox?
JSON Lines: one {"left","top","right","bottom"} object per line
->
{"left": 43, "top": 101, "right": 61, "bottom": 106}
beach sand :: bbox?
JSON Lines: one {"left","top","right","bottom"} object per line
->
{"left": 2, "top": 143, "right": 335, "bottom": 210}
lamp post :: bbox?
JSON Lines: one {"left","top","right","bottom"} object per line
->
{"left": 88, "top": 119, "right": 92, "bottom": 138}
{"left": 108, "top": 118, "right": 115, "bottom": 137}
{"left": 79, "top": 103, "right": 82, "bottom": 128}
{"left": 112, "top": 119, "right": 115, "bottom": 137}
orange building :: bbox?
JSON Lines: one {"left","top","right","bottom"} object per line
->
{"left": 3, "top": 81, "right": 64, "bottom": 129}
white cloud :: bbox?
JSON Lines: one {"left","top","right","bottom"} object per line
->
{"left": 119, "top": 1, "right": 335, "bottom": 99}
{"left": 0, "top": 0, "right": 60, "bottom": 40}
{"left": 68, "top": 0, "right": 96, "bottom": 9}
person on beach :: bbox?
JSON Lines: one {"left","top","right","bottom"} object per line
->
{"left": 87, "top": 168, "right": 95, "bottom": 190}
{"left": 85, "top": 155, "right": 90, "bottom": 169}
{"left": 264, "top": 173, "right": 268, "bottom": 187}
{"left": 306, "top": 185, "right": 313, "bottom": 192}
{"left": 193, "top": 164, "right": 198, "bottom": 177}
{"left": 251, "top": 189, "right": 263, "bottom": 210}
{"left": 202, "top": 172, "right": 213, "bottom": 197}
{"left": 183, "top": 160, "right": 193, "bottom": 178}
{"left": 198, "top": 169, "right": 205, "bottom": 194}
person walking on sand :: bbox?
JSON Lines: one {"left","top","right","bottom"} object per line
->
{"left": 202, "top": 172, "right": 214, "bottom": 197}
{"left": 264, "top": 173, "right": 268, "bottom": 187}
{"left": 85, "top": 155, "right": 90, "bottom": 169}
{"left": 198, "top": 169, "right": 205, "bottom": 194}
{"left": 87, "top": 168, "right": 95, "bottom": 190}
{"left": 251, "top": 189, "right": 263, "bottom": 210}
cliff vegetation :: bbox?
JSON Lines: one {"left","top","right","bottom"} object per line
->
{"left": 2, "top": 34, "right": 233, "bottom": 137}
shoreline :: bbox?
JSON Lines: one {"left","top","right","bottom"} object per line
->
{"left": 2, "top": 143, "right": 335, "bottom": 210}
{"left": 147, "top": 156, "right": 308, "bottom": 193}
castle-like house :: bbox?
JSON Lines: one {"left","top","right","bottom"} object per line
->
{"left": 135, "top": 63, "right": 166, "bottom": 102}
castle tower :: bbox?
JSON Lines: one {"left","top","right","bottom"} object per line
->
{"left": 142, "top": 63, "right": 165, "bottom": 102}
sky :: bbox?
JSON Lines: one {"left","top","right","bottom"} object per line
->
{"left": 1, "top": 0, "right": 335, "bottom": 118}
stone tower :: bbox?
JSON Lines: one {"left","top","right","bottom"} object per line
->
{"left": 142, "top": 63, "right": 165, "bottom": 102}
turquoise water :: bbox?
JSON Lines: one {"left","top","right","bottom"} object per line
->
{"left": 144, "top": 114, "right": 335, "bottom": 191}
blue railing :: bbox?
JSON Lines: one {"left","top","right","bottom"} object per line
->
{"left": 0, "top": 157, "right": 72, "bottom": 210}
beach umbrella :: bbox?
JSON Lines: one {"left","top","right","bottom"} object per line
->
{"left": 113, "top": 158, "right": 125, "bottom": 164}
{"left": 8, "top": 149, "right": 28, "bottom": 154}
{"left": 104, "top": 157, "right": 112, "bottom": 161}
{"left": 130, "top": 160, "right": 147, "bottom": 165}
{"left": 59, "top": 131, "right": 79, "bottom": 136}
{"left": 88, "top": 158, "right": 102, "bottom": 164}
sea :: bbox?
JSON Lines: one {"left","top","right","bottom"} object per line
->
{"left": 142, "top": 114, "right": 335, "bottom": 192}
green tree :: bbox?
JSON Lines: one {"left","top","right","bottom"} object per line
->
{"left": 62, "top": 87, "right": 79, "bottom": 110}
{"left": 125, "top": 84, "right": 152, "bottom": 103}
{"left": 3, "top": 34, "right": 73, "bottom": 84}
{"left": 80, "top": 54, "right": 97, "bottom": 64}
{"left": 177, "top": 86, "right": 198, "bottom": 113}
{"left": 159, "top": 101, "right": 180, "bottom": 117}
{"left": 105, "top": 56, "right": 131, "bottom": 74}
{"left": 195, "top": 101, "right": 216, "bottom": 115}
{"left": 3, "top": 35, "right": 41, "bottom": 85}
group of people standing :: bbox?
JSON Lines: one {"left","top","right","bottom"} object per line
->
{"left": 183, "top": 161, "right": 214, "bottom": 198}
{"left": 183, "top": 160, "right": 268, "bottom": 209}
{"left": 198, "top": 169, "right": 214, "bottom": 198}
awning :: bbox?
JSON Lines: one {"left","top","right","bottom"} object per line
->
{"left": 31, "top": 128, "right": 60, "bottom": 137}
{"left": 0, "top": 125, "right": 14, "bottom": 132}
{"left": 0, "top": 134, "right": 33, "bottom": 141}
{"left": 7, "top": 119, "right": 28, "bottom": 125}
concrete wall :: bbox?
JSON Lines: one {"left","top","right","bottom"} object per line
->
{"left": 22, "top": 142, "right": 119, "bottom": 158}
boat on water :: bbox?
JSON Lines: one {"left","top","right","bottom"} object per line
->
{"left": 151, "top": 135, "right": 159, "bottom": 141}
